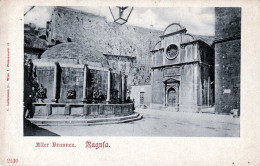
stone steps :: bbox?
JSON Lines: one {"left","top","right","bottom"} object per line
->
{"left": 160, "top": 107, "right": 178, "bottom": 112}
{"left": 199, "top": 107, "right": 215, "bottom": 114}
{"left": 28, "top": 113, "right": 142, "bottom": 126}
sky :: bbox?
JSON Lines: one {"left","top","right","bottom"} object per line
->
{"left": 24, "top": 6, "right": 215, "bottom": 36}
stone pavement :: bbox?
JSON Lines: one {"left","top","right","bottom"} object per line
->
{"left": 37, "top": 108, "right": 239, "bottom": 137}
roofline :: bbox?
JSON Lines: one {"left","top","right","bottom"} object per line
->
{"left": 162, "top": 23, "right": 185, "bottom": 35}
{"left": 103, "top": 54, "right": 136, "bottom": 59}
{"left": 53, "top": 6, "right": 162, "bottom": 34}
{"left": 160, "top": 28, "right": 187, "bottom": 39}
{"left": 180, "top": 39, "right": 213, "bottom": 49}
{"left": 151, "top": 41, "right": 161, "bottom": 52}
{"left": 53, "top": 6, "right": 106, "bottom": 20}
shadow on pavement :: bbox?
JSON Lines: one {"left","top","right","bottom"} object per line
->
{"left": 24, "top": 118, "right": 60, "bottom": 136}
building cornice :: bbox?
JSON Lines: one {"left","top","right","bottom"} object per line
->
{"left": 180, "top": 40, "right": 212, "bottom": 49}
{"left": 152, "top": 61, "right": 200, "bottom": 69}
{"left": 213, "top": 35, "right": 241, "bottom": 45}
{"left": 33, "top": 61, "right": 110, "bottom": 71}
{"left": 152, "top": 60, "right": 212, "bottom": 70}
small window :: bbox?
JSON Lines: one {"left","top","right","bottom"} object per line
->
{"left": 67, "top": 37, "right": 72, "bottom": 42}
{"left": 140, "top": 92, "right": 144, "bottom": 105}
{"left": 56, "top": 40, "right": 62, "bottom": 44}
{"left": 39, "top": 35, "right": 46, "bottom": 40}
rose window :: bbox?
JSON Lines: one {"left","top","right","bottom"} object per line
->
{"left": 166, "top": 44, "right": 179, "bottom": 59}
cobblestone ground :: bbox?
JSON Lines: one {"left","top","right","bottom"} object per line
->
{"left": 39, "top": 108, "right": 240, "bottom": 137}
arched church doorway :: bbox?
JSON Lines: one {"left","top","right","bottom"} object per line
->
{"left": 167, "top": 88, "right": 177, "bottom": 106}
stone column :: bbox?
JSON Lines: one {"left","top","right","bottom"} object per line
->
{"left": 121, "top": 72, "right": 126, "bottom": 103}
{"left": 151, "top": 69, "right": 154, "bottom": 107}
{"left": 82, "top": 64, "right": 88, "bottom": 103}
{"left": 118, "top": 72, "right": 122, "bottom": 102}
{"left": 176, "top": 84, "right": 180, "bottom": 112}
{"left": 151, "top": 69, "right": 154, "bottom": 86}
{"left": 52, "top": 62, "right": 59, "bottom": 103}
{"left": 208, "top": 76, "right": 210, "bottom": 106}
{"left": 151, "top": 53, "right": 154, "bottom": 66}
{"left": 165, "top": 86, "right": 168, "bottom": 106}
{"left": 106, "top": 69, "right": 111, "bottom": 104}
{"left": 194, "top": 43, "right": 198, "bottom": 60}
{"left": 163, "top": 42, "right": 166, "bottom": 65}
{"left": 193, "top": 64, "right": 198, "bottom": 106}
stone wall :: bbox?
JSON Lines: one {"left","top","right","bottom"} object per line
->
{"left": 179, "top": 64, "right": 195, "bottom": 106}
{"left": 215, "top": 8, "right": 241, "bottom": 38}
{"left": 106, "top": 55, "right": 136, "bottom": 75}
{"left": 33, "top": 103, "right": 135, "bottom": 118}
{"left": 199, "top": 42, "right": 215, "bottom": 106}
{"left": 130, "top": 85, "right": 152, "bottom": 107}
{"left": 43, "top": 6, "right": 162, "bottom": 91}
{"left": 151, "top": 69, "right": 164, "bottom": 105}
{"left": 214, "top": 8, "right": 241, "bottom": 114}
{"left": 24, "top": 23, "right": 48, "bottom": 60}
{"left": 215, "top": 40, "right": 241, "bottom": 113}
{"left": 47, "top": 7, "right": 162, "bottom": 67}
{"left": 180, "top": 44, "right": 197, "bottom": 63}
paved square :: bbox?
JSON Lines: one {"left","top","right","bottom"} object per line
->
{"left": 39, "top": 109, "right": 240, "bottom": 137}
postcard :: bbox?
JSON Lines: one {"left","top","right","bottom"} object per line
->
{"left": 0, "top": 0, "right": 259, "bottom": 165}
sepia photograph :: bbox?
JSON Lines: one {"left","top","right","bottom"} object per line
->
{"left": 23, "top": 6, "right": 241, "bottom": 137}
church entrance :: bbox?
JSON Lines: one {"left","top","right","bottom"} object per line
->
{"left": 167, "top": 88, "right": 177, "bottom": 106}
{"left": 163, "top": 78, "right": 179, "bottom": 108}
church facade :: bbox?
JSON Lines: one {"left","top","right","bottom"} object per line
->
{"left": 150, "top": 23, "right": 215, "bottom": 112}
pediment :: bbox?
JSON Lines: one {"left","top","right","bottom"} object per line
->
{"left": 163, "top": 78, "right": 180, "bottom": 84}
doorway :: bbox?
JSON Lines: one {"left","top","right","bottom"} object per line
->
{"left": 167, "top": 88, "right": 177, "bottom": 106}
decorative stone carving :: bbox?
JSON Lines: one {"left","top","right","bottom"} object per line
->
{"left": 67, "top": 89, "right": 76, "bottom": 99}
{"left": 36, "top": 84, "right": 47, "bottom": 99}
{"left": 163, "top": 67, "right": 180, "bottom": 77}
{"left": 92, "top": 88, "right": 98, "bottom": 99}
{"left": 92, "top": 88, "right": 105, "bottom": 103}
